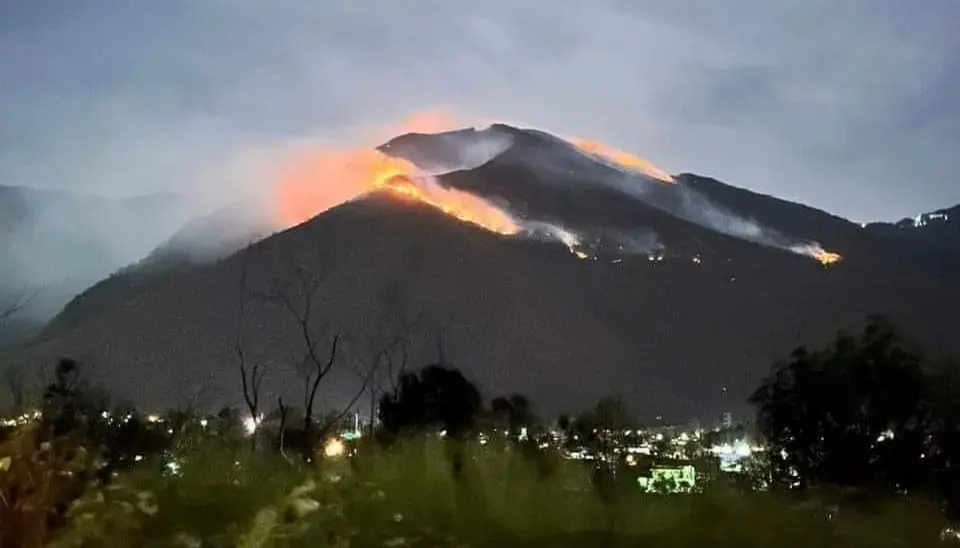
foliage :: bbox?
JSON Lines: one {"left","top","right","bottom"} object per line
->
{"left": 750, "top": 314, "right": 960, "bottom": 511}
{"left": 7, "top": 437, "right": 944, "bottom": 547}
{"left": 490, "top": 394, "right": 535, "bottom": 436}
{"left": 0, "top": 425, "right": 94, "bottom": 548}
{"left": 379, "top": 364, "right": 483, "bottom": 441}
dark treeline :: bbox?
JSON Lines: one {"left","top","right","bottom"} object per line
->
{"left": 752, "top": 314, "right": 960, "bottom": 516}
{"left": 3, "top": 313, "right": 960, "bottom": 545}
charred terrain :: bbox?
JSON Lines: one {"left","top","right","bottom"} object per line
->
{"left": 2, "top": 124, "right": 958, "bottom": 419}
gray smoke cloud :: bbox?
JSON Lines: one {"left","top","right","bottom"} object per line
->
{"left": 601, "top": 157, "right": 838, "bottom": 261}
{"left": 522, "top": 220, "right": 663, "bottom": 259}
{"left": 500, "top": 134, "right": 835, "bottom": 261}
{"left": 0, "top": 189, "right": 201, "bottom": 321}
{"left": 413, "top": 131, "right": 516, "bottom": 177}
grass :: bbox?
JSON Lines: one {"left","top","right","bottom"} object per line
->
{"left": 3, "top": 432, "right": 952, "bottom": 547}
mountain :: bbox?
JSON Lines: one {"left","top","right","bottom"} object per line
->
{"left": 0, "top": 185, "right": 196, "bottom": 323}
{"left": 863, "top": 204, "right": 960, "bottom": 260}
{"left": 35, "top": 200, "right": 276, "bottom": 342}
{"left": 2, "top": 125, "right": 958, "bottom": 420}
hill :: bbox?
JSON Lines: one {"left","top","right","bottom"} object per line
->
{"left": 4, "top": 125, "right": 958, "bottom": 420}
{"left": 0, "top": 185, "right": 195, "bottom": 320}
{"left": 35, "top": 200, "right": 276, "bottom": 342}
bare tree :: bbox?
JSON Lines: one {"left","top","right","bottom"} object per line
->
{"left": 353, "top": 282, "right": 424, "bottom": 434}
{"left": 277, "top": 396, "right": 289, "bottom": 458}
{"left": 267, "top": 267, "right": 371, "bottom": 451}
{"left": 235, "top": 265, "right": 269, "bottom": 447}
{"left": 265, "top": 265, "right": 342, "bottom": 437}
{"left": 0, "top": 287, "right": 39, "bottom": 331}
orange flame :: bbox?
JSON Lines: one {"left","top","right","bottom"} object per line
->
{"left": 568, "top": 137, "right": 675, "bottom": 184}
{"left": 379, "top": 175, "right": 518, "bottom": 235}
{"left": 275, "top": 134, "right": 518, "bottom": 234}
{"left": 275, "top": 109, "right": 679, "bottom": 236}
{"left": 815, "top": 249, "right": 842, "bottom": 266}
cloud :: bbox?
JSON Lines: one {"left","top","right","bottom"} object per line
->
{"left": 1, "top": 0, "right": 958, "bottom": 222}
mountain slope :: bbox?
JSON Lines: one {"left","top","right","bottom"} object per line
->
{"left": 4, "top": 197, "right": 957, "bottom": 419}
{"left": 0, "top": 185, "right": 195, "bottom": 320}
{"left": 6, "top": 125, "right": 958, "bottom": 419}
{"left": 864, "top": 204, "right": 960, "bottom": 261}
{"left": 36, "top": 200, "right": 275, "bottom": 342}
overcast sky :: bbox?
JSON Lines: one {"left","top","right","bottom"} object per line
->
{"left": 1, "top": 0, "right": 958, "bottom": 222}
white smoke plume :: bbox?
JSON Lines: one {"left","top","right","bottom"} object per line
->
{"left": 522, "top": 220, "right": 663, "bottom": 259}
{"left": 516, "top": 138, "right": 839, "bottom": 263}
{"left": 412, "top": 131, "right": 516, "bottom": 177}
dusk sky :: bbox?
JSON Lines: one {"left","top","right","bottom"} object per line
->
{"left": 1, "top": 0, "right": 958, "bottom": 223}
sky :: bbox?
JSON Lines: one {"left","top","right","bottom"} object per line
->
{"left": 1, "top": 0, "right": 958, "bottom": 223}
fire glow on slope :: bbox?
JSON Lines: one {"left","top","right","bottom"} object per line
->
{"left": 379, "top": 175, "right": 518, "bottom": 235}
{"left": 276, "top": 147, "right": 518, "bottom": 235}
{"left": 792, "top": 243, "right": 843, "bottom": 266}
{"left": 274, "top": 109, "right": 840, "bottom": 266}
{"left": 567, "top": 137, "right": 676, "bottom": 184}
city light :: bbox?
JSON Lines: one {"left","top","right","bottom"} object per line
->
{"left": 323, "top": 438, "right": 346, "bottom": 458}
{"left": 243, "top": 414, "right": 262, "bottom": 436}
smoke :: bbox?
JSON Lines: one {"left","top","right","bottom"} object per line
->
{"left": 0, "top": 189, "right": 199, "bottom": 320}
{"left": 407, "top": 131, "right": 516, "bottom": 177}
{"left": 522, "top": 220, "right": 663, "bottom": 259}
{"left": 504, "top": 132, "right": 840, "bottom": 263}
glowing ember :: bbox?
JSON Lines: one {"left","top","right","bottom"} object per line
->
{"left": 378, "top": 175, "right": 519, "bottom": 235}
{"left": 790, "top": 242, "right": 843, "bottom": 266}
{"left": 567, "top": 137, "right": 675, "bottom": 183}
{"left": 815, "top": 249, "right": 843, "bottom": 266}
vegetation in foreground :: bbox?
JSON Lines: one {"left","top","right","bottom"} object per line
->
{"left": 3, "top": 310, "right": 960, "bottom": 547}
{"left": 1, "top": 429, "right": 950, "bottom": 548}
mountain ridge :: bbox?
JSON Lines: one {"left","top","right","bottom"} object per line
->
{"left": 3, "top": 125, "right": 958, "bottom": 419}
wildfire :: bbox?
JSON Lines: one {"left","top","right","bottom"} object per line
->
{"left": 567, "top": 137, "right": 675, "bottom": 184}
{"left": 276, "top": 142, "right": 518, "bottom": 235}
{"left": 815, "top": 249, "right": 843, "bottom": 266}
{"left": 790, "top": 242, "right": 843, "bottom": 266}
{"left": 378, "top": 175, "right": 519, "bottom": 235}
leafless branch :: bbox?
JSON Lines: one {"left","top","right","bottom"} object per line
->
{"left": 277, "top": 396, "right": 289, "bottom": 459}
{"left": 235, "top": 256, "right": 268, "bottom": 427}
{"left": 352, "top": 283, "right": 425, "bottom": 433}
{"left": 259, "top": 264, "right": 344, "bottom": 440}
{"left": 0, "top": 287, "right": 40, "bottom": 328}
{"left": 316, "top": 362, "right": 378, "bottom": 439}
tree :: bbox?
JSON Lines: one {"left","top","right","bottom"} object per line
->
{"left": 490, "top": 393, "right": 535, "bottom": 437}
{"left": 0, "top": 288, "right": 37, "bottom": 329}
{"left": 353, "top": 281, "right": 423, "bottom": 435}
{"left": 922, "top": 358, "right": 960, "bottom": 518}
{"left": 41, "top": 358, "right": 87, "bottom": 438}
{"left": 256, "top": 262, "right": 377, "bottom": 460}
{"left": 750, "top": 315, "right": 930, "bottom": 493}
{"left": 379, "top": 364, "right": 483, "bottom": 440}
{"left": 234, "top": 267, "right": 268, "bottom": 447}
{"left": 573, "top": 395, "right": 633, "bottom": 449}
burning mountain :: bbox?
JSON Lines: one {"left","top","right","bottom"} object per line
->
{"left": 9, "top": 113, "right": 955, "bottom": 419}
{"left": 567, "top": 137, "right": 676, "bottom": 184}
{"left": 273, "top": 118, "right": 841, "bottom": 267}
{"left": 277, "top": 148, "right": 518, "bottom": 235}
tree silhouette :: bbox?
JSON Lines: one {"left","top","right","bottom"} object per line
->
{"left": 490, "top": 393, "right": 535, "bottom": 437}
{"left": 922, "top": 358, "right": 960, "bottom": 518}
{"left": 378, "top": 364, "right": 482, "bottom": 441}
{"left": 750, "top": 315, "right": 931, "bottom": 492}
